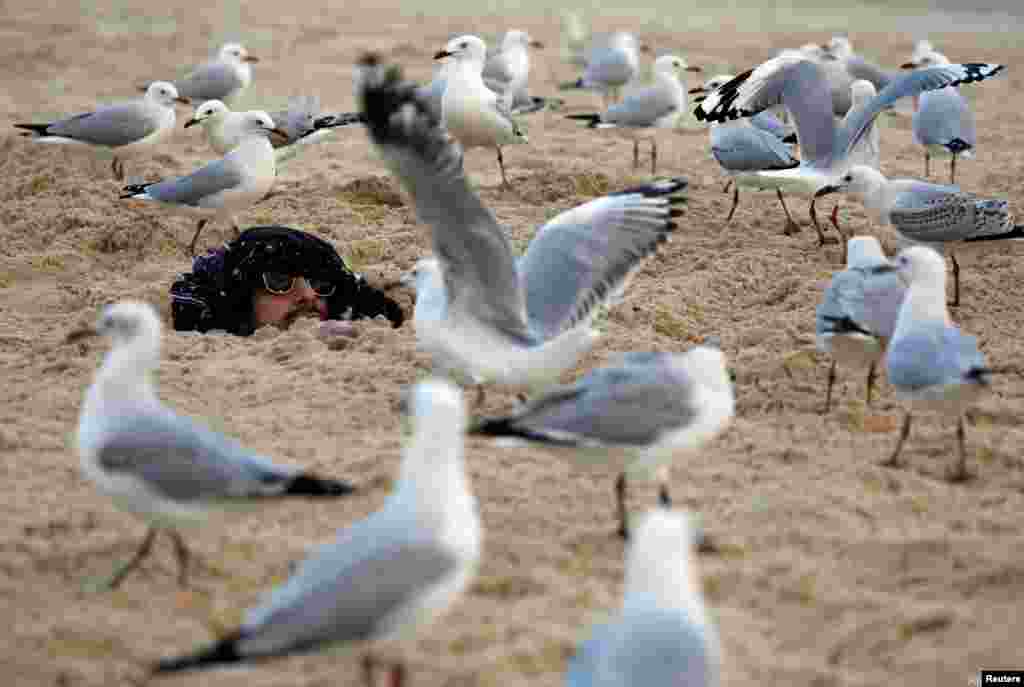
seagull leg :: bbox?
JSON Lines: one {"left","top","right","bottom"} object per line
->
{"left": 949, "top": 153, "right": 957, "bottom": 185}
{"left": 632, "top": 140, "right": 639, "bottom": 170}
{"left": 830, "top": 204, "right": 848, "bottom": 262}
{"left": 362, "top": 654, "right": 376, "bottom": 687}
{"left": 650, "top": 140, "right": 657, "bottom": 176}
{"left": 188, "top": 219, "right": 209, "bottom": 257}
{"left": 948, "top": 252, "right": 960, "bottom": 307}
{"left": 169, "top": 530, "right": 192, "bottom": 588}
{"left": 865, "top": 361, "right": 877, "bottom": 407}
{"left": 924, "top": 150, "right": 930, "bottom": 178}
{"left": 615, "top": 473, "right": 629, "bottom": 539}
{"left": 946, "top": 414, "right": 972, "bottom": 483}
{"left": 658, "top": 483, "right": 672, "bottom": 507}
{"left": 388, "top": 662, "right": 406, "bottom": 687}
{"left": 111, "top": 156, "right": 124, "bottom": 181}
{"left": 881, "top": 411, "right": 912, "bottom": 468}
{"left": 725, "top": 184, "right": 740, "bottom": 224}
{"left": 722, "top": 179, "right": 733, "bottom": 194}
{"left": 823, "top": 360, "right": 837, "bottom": 414}
{"left": 496, "top": 147, "right": 510, "bottom": 188}
{"left": 105, "top": 527, "right": 158, "bottom": 589}
{"left": 776, "top": 190, "right": 802, "bottom": 237}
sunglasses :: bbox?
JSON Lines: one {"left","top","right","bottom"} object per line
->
{"left": 261, "top": 271, "right": 336, "bottom": 298}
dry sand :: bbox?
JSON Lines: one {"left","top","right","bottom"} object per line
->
{"left": 2, "top": 2, "right": 1023, "bottom": 686}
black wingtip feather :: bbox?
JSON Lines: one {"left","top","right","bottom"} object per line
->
{"left": 120, "top": 182, "right": 154, "bottom": 199}
{"left": 782, "top": 133, "right": 798, "bottom": 144}
{"left": 14, "top": 123, "right": 51, "bottom": 135}
{"left": 470, "top": 418, "right": 580, "bottom": 446}
{"left": 153, "top": 635, "right": 244, "bottom": 674}
{"left": 566, "top": 113, "right": 602, "bottom": 127}
{"left": 944, "top": 137, "right": 972, "bottom": 154}
{"left": 285, "top": 473, "right": 357, "bottom": 497}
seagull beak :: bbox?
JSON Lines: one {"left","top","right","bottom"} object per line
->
{"left": 65, "top": 326, "right": 98, "bottom": 343}
{"left": 243, "top": 55, "right": 260, "bottom": 63}
{"left": 685, "top": 65, "right": 702, "bottom": 72}
{"left": 814, "top": 185, "right": 841, "bottom": 198}
{"left": 900, "top": 61, "right": 917, "bottom": 69}
{"left": 693, "top": 94, "right": 706, "bottom": 103}
{"left": 183, "top": 117, "right": 202, "bottom": 128}
{"left": 529, "top": 40, "right": 544, "bottom": 49}
{"left": 687, "top": 86, "right": 706, "bottom": 94}
{"left": 870, "top": 264, "right": 898, "bottom": 275}
{"left": 434, "top": 50, "right": 454, "bottom": 60}
{"left": 175, "top": 96, "right": 192, "bottom": 105}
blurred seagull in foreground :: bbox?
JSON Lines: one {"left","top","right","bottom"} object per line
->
{"left": 69, "top": 302, "right": 355, "bottom": 590}
{"left": 815, "top": 236, "right": 906, "bottom": 412}
{"left": 695, "top": 56, "right": 1005, "bottom": 245}
{"left": 871, "top": 246, "right": 991, "bottom": 482}
{"left": 360, "top": 54, "right": 685, "bottom": 394}
{"left": 121, "top": 110, "right": 287, "bottom": 255}
{"left": 565, "top": 509, "right": 720, "bottom": 687}
{"left": 142, "top": 42, "right": 259, "bottom": 105}
{"left": 15, "top": 82, "right": 187, "bottom": 180}
{"left": 567, "top": 54, "right": 700, "bottom": 174}
{"left": 154, "top": 379, "right": 480, "bottom": 686}
{"left": 435, "top": 34, "right": 528, "bottom": 188}
{"left": 813, "top": 165, "right": 1023, "bottom": 306}
{"left": 470, "top": 347, "right": 734, "bottom": 538}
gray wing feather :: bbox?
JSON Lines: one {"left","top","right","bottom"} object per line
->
{"left": 749, "top": 109, "right": 791, "bottom": 140}
{"left": 835, "top": 63, "right": 1002, "bottom": 165}
{"left": 844, "top": 56, "right": 894, "bottom": 90}
{"left": 175, "top": 61, "right": 243, "bottom": 101}
{"left": 711, "top": 124, "right": 798, "bottom": 172}
{"left": 504, "top": 364, "right": 698, "bottom": 446}
{"left": 887, "top": 325, "right": 986, "bottom": 391}
{"left": 584, "top": 47, "right": 635, "bottom": 89}
{"left": 238, "top": 542, "right": 458, "bottom": 656}
{"left": 96, "top": 413, "right": 296, "bottom": 503}
{"left": 890, "top": 183, "right": 1011, "bottom": 242}
{"left": 519, "top": 194, "right": 675, "bottom": 339}
{"left": 45, "top": 102, "right": 160, "bottom": 147}
{"left": 815, "top": 266, "right": 904, "bottom": 341}
{"left": 141, "top": 156, "right": 244, "bottom": 206}
{"left": 268, "top": 96, "right": 319, "bottom": 143}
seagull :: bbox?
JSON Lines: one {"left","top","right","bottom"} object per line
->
{"left": 483, "top": 29, "right": 544, "bottom": 107}
{"left": 567, "top": 54, "right": 700, "bottom": 174}
{"left": 901, "top": 50, "right": 977, "bottom": 184}
{"left": 69, "top": 302, "right": 356, "bottom": 589}
{"left": 560, "top": 32, "right": 641, "bottom": 106}
{"left": 143, "top": 42, "right": 259, "bottom": 105}
{"left": 153, "top": 378, "right": 481, "bottom": 686}
{"left": 185, "top": 97, "right": 362, "bottom": 164}
{"left": 690, "top": 74, "right": 800, "bottom": 228}
{"left": 812, "top": 164, "right": 1023, "bottom": 307}
{"left": 815, "top": 236, "right": 906, "bottom": 412}
{"left": 14, "top": 82, "right": 187, "bottom": 180}
{"left": 695, "top": 56, "right": 1005, "bottom": 246}
{"left": 120, "top": 110, "right": 287, "bottom": 255}
{"left": 565, "top": 509, "right": 719, "bottom": 687}
{"left": 360, "top": 54, "right": 685, "bottom": 393}
{"left": 470, "top": 348, "right": 734, "bottom": 539}
{"left": 870, "top": 246, "right": 991, "bottom": 482}
{"left": 436, "top": 34, "right": 528, "bottom": 188}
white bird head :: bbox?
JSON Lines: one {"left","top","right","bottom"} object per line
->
{"left": 849, "top": 79, "right": 877, "bottom": 107}
{"left": 845, "top": 235, "right": 886, "bottom": 268}
{"left": 435, "top": 35, "right": 488, "bottom": 66}
{"left": 503, "top": 29, "right": 543, "bottom": 50}
{"left": 815, "top": 165, "right": 887, "bottom": 201}
{"left": 239, "top": 110, "right": 289, "bottom": 140}
{"left": 891, "top": 245, "right": 947, "bottom": 288}
{"left": 146, "top": 81, "right": 188, "bottom": 106}
{"left": 184, "top": 99, "right": 230, "bottom": 128}
{"left": 824, "top": 35, "right": 853, "bottom": 59}
{"left": 653, "top": 54, "right": 702, "bottom": 79}
{"left": 220, "top": 42, "right": 259, "bottom": 64}
{"left": 67, "top": 301, "right": 162, "bottom": 365}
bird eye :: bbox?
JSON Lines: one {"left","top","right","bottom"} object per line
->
{"left": 460, "top": 42, "right": 467, "bottom": 49}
